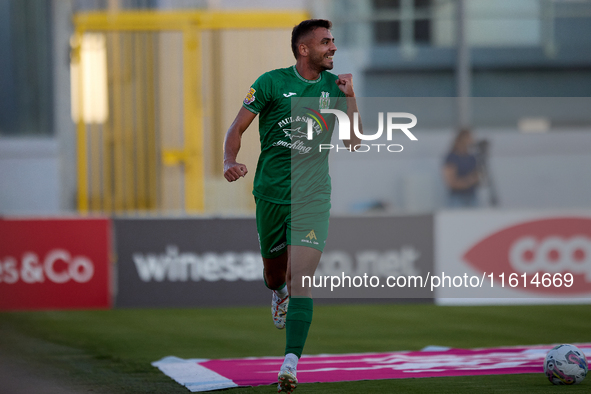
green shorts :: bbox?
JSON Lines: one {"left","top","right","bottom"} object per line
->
{"left": 255, "top": 197, "right": 331, "bottom": 259}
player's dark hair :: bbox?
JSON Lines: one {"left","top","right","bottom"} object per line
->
{"left": 291, "top": 19, "right": 332, "bottom": 59}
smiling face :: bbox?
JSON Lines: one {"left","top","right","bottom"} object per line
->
{"left": 302, "top": 27, "right": 337, "bottom": 71}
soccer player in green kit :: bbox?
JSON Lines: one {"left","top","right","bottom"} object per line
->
{"left": 223, "top": 19, "right": 360, "bottom": 393}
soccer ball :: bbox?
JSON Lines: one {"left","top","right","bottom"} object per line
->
{"left": 543, "top": 344, "right": 588, "bottom": 385}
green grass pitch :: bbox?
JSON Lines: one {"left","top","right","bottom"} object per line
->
{"left": 0, "top": 303, "right": 590, "bottom": 393}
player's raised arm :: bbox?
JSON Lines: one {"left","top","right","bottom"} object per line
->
{"left": 336, "top": 73, "right": 362, "bottom": 149}
{"left": 223, "top": 106, "right": 257, "bottom": 182}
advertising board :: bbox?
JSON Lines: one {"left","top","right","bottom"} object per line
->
{"left": 0, "top": 218, "right": 112, "bottom": 310}
{"left": 435, "top": 211, "right": 591, "bottom": 304}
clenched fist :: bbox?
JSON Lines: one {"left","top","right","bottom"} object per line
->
{"left": 336, "top": 73, "right": 355, "bottom": 97}
{"left": 224, "top": 161, "right": 248, "bottom": 182}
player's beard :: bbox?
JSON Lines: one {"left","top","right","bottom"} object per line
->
{"left": 310, "top": 50, "right": 334, "bottom": 72}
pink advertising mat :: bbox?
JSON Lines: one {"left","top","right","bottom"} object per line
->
{"left": 152, "top": 343, "right": 591, "bottom": 392}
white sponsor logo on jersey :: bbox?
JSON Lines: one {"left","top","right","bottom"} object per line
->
{"left": 283, "top": 127, "right": 307, "bottom": 140}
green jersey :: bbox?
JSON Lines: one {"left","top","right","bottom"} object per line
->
{"left": 242, "top": 65, "right": 347, "bottom": 204}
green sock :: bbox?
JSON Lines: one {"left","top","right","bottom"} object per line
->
{"left": 285, "top": 297, "right": 313, "bottom": 358}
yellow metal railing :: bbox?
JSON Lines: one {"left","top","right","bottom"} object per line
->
{"left": 72, "top": 10, "right": 307, "bottom": 214}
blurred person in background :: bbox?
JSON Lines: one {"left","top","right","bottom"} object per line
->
{"left": 442, "top": 128, "right": 480, "bottom": 208}
{"left": 223, "top": 19, "right": 359, "bottom": 393}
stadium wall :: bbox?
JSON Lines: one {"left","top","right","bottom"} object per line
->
{"left": 329, "top": 129, "right": 591, "bottom": 214}
{"left": 3, "top": 129, "right": 590, "bottom": 215}
{"left": 0, "top": 139, "right": 61, "bottom": 215}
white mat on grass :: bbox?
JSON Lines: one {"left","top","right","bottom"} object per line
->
{"left": 152, "top": 356, "right": 238, "bottom": 392}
